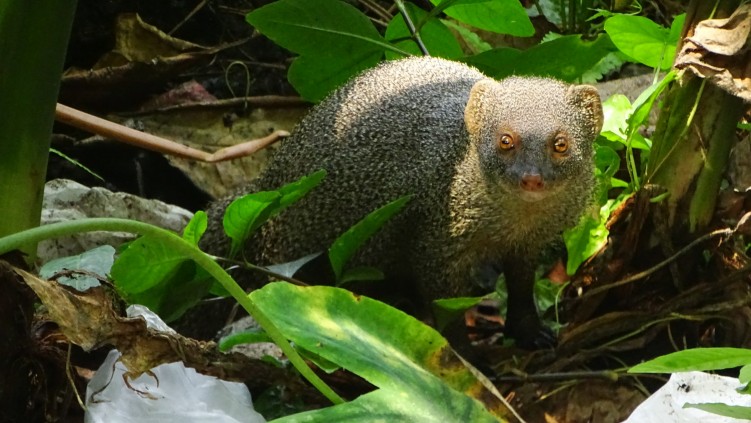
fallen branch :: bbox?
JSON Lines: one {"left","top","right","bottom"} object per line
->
{"left": 55, "top": 103, "right": 289, "bottom": 163}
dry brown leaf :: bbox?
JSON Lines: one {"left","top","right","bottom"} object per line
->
{"left": 675, "top": 4, "right": 751, "bottom": 102}
{"left": 11, "top": 261, "right": 306, "bottom": 392}
{"left": 60, "top": 13, "right": 242, "bottom": 109}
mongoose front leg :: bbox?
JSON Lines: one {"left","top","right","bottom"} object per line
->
{"left": 503, "top": 256, "right": 555, "bottom": 348}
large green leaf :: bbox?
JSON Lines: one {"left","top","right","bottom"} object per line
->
{"left": 251, "top": 283, "right": 509, "bottom": 422}
{"left": 467, "top": 34, "right": 616, "bottom": 82}
{"left": 385, "top": 2, "right": 463, "bottom": 60}
{"left": 288, "top": 50, "right": 384, "bottom": 102}
{"left": 247, "top": 0, "right": 395, "bottom": 101}
{"left": 246, "top": 0, "right": 387, "bottom": 56}
{"left": 604, "top": 14, "right": 685, "bottom": 70}
{"left": 111, "top": 236, "right": 213, "bottom": 322}
{"left": 630, "top": 348, "right": 751, "bottom": 374}
{"left": 430, "top": 0, "right": 533, "bottom": 36}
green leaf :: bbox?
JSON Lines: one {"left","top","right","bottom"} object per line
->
{"left": 463, "top": 47, "right": 521, "bottom": 78}
{"left": 385, "top": 2, "right": 463, "bottom": 60}
{"left": 111, "top": 237, "right": 213, "bottom": 322}
{"left": 251, "top": 283, "right": 507, "bottom": 421}
{"left": 218, "top": 329, "right": 272, "bottom": 352}
{"left": 601, "top": 94, "right": 632, "bottom": 137}
{"left": 432, "top": 296, "right": 484, "bottom": 331}
{"left": 246, "top": 0, "right": 397, "bottom": 101}
{"left": 629, "top": 348, "right": 751, "bottom": 373}
{"left": 604, "top": 14, "right": 679, "bottom": 70}
{"left": 431, "top": 0, "right": 533, "bottom": 36}
{"left": 246, "top": 0, "right": 388, "bottom": 57}
{"left": 466, "top": 34, "right": 616, "bottom": 82}
{"left": 339, "top": 266, "right": 385, "bottom": 285}
{"left": 182, "top": 210, "right": 207, "bottom": 245}
{"left": 223, "top": 169, "right": 326, "bottom": 258}
{"left": 328, "top": 195, "right": 412, "bottom": 282}
{"left": 276, "top": 169, "right": 327, "bottom": 209}
{"left": 288, "top": 50, "right": 384, "bottom": 102}
{"left": 563, "top": 206, "right": 610, "bottom": 275}
{"left": 595, "top": 145, "right": 621, "bottom": 180}
{"left": 628, "top": 70, "right": 676, "bottom": 130}
{"left": 441, "top": 19, "right": 491, "bottom": 54}
{"left": 224, "top": 191, "right": 281, "bottom": 258}
{"left": 683, "top": 403, "right": 751, "bottom": 420}
{"left": 669, "top": 14, "right": 686, "bottom": 48}
{"left": 740, "top": 364, "right": 751, "bottom": 385}
{"left": 39, "top": 245, "right": 115, "bottom": 291}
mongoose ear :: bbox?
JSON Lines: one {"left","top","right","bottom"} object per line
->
{"left": 568, "top": 85, "right": 604, "bottom": 138}
{"left": 465, "top": 79, "right": 495, "bottom": 135}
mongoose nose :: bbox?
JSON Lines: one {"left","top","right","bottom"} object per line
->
{"left": 520, "top": 173, "right": 545, "bottom": 191}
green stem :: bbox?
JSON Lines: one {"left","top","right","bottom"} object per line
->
{"left": 0, "top": 218, "right": 344, "bottom": 405}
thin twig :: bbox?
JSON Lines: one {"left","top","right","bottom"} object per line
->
{"left": 55, "top": 103, "right": 289, "bottom": 163}
{"left": 493, "top": 369, "right": 619, "bottom": 383}
{"left": 66, "top": 343, "right": 86, "bottom": 411}
{"left": 169, "top": 0, "right": 208, "bottom": 35}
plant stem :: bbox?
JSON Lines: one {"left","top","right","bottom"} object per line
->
{"left": 0, "top": 218, "right": 344, "bottom": 405}
{"left": 394, "top": 0, "right": 429, "bottom": 56}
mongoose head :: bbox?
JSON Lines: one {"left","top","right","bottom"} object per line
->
{"left": 464, "top": 76, "right": 603, "bottom": 202}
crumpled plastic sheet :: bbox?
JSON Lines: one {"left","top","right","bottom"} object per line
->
{"left": 84, "top": 306, "right": 266, "bottom": 423}
{"left": 675, "top": 3, "right": 751, "bottom": 103}
{"left": 624, "top": 371, "right": 751, "bottom": 423}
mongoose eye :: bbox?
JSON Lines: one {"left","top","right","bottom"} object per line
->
{"left": 553, "top": 136, "right": 569, "bottom": 153}
{"left": 498, "top": 134, "right": 515, "bottom": 151}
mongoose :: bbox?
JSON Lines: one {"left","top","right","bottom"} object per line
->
{"left": 201, "top": 56, "right": 603, "bottom": 347}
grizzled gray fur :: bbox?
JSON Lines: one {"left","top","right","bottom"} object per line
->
{"left": 201, "top": 56, "right": 603, "bottom": 347}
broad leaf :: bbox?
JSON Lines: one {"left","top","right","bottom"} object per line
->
{"left": 247, "top": 0, "right": 393, "bottom": 101}
{"left": 431, "top": 0, "right": 533, "bottom": 36}
{"left": 246, "top": 0, "right": 387, "bottom": 57}
{"left": 630, "top": 348, "right": 751, "bottom": 373}
{"left": 288, "top": 50, "right": 384, "bottom": 102}
{"left": 466, "top": 34, "right": 616, "bottom": 82}
{"left": 111, "top": 237, "right": 213, "bottom": 322}
{"left": 604, "top": 14, "right": 684, "bottom": 70}
{"left": 251, "top": 283, "right": 509, "bottom": 421}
